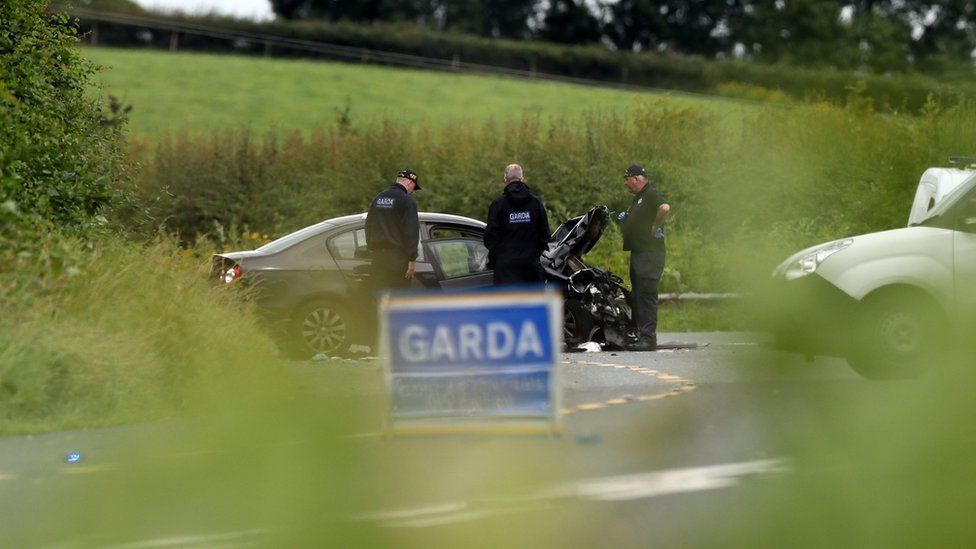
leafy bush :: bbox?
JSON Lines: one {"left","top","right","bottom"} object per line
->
{"left": 714, "top": 81, "right": 791, "bottom": 103}
{"left": 0, "top": 0, "right": 128, "bottom": 232}
{"left": 0, "top": 1, "right": 283, "bottom": 435}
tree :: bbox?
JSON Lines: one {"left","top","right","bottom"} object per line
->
{"left": 736, "top": 0, "right": 855, "bottom": 66}
{"left": 606, "top": 0, "right": 749, "bottom": 56}
{"left": 538, "top": 0, "right": 603, "bottom": 44}
{"left": 270, "top": 0, "right": 435, "bottom": 23}
{"left": 270, "top": 0, "right": 538, "bottom": 39}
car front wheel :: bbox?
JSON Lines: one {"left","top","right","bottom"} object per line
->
{"left": 847, "top": 290, "right": 944, "bottom": 379}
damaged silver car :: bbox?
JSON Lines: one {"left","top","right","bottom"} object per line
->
{"left": 212, "top": 206, "right": 633, "bottom": 357}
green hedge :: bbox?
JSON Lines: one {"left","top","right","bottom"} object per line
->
{"left": 70, "top": 10, "right": 973, "bottom": 113}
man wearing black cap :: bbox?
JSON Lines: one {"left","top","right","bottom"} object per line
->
{"left": 618, "top": 163, "right": 670, "bottom": 351}
{"left": 365, "top": 169, "right": 421, "bottom": 294}
{"left": 484, "top": 163, "right": 551, "bottom": 285}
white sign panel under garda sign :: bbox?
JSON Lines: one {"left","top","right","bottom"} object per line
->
{"left": 380, "top": 287, "right": 562, "bottom": 435}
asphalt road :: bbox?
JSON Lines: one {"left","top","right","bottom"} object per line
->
{"left": 0, "top": 332, "right": 886, "bottom": 547}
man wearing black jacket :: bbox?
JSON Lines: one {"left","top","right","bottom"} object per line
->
{"left": 365, "top": 169, "right": 421, "bottom": 293}
{"left": 617, "top": 163, "right": 670, "bottom": 351}
{"left": 484, "top": 164, "right": 551, "bottom": 285}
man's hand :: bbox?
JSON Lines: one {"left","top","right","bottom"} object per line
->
{"left": 404, "top": 261, "right": 416, "bottom": 279}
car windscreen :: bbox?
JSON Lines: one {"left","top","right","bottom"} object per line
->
{"left": 257, "top": 221, "right": 335, "bottom": 253}
{"left": 916, "top": 173, "right": 976, "bottom": 225}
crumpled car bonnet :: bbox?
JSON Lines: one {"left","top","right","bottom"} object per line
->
{"left": 544, "top": 205, "right": 609, "bottom": 270}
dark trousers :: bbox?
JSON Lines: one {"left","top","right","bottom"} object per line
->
{"left": 369, "top": 251, "right": 410, "bottom": 350}
{"left": 492, "top": 258, "right": 544, "bottom": 286}
{"left": 370, "top": 252, "right": 410, "bottom": 295}
{"left": 630, "top": 250, "right": 665, "bottom": 342}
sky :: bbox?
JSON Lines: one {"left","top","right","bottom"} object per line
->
{"left": 133, "top": 0, "right": 275, "bottom": 21}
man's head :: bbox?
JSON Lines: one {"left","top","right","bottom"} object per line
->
{"left": 504, "top": 164, "right": 524, "bottom": 184}
{"left": 624, "top": 163, "right": 648, "bottom": 195}
{"left": 395, "top": 169, "right": 420, "bottom": 193}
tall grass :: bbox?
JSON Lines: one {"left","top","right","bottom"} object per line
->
{"left": 0, "top": 227, "right": 285, "bottom": 434}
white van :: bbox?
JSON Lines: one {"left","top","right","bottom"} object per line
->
{"left": 772, "top": 159, "right": 976, "bottom": 378}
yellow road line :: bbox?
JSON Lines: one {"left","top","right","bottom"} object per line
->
{"left": 561, "top": 358, "right": 697, "bottom": 415}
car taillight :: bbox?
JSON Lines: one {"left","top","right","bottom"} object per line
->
{"left": 222, "top": 264, "right": 242, "bottom": 284}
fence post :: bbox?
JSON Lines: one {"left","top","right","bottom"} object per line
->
{"left": 90, "top": 22, "right": 99, "bottom": 46}
{"left": 529, "top": 59, "right": 537, "bottom": 79}
{"left": 361, "top": 49, "right": 370, "bottom": 63}
{"left": 452, "top": 53, "right": 460, "bottom": 72}
{"left": 169, "top": 31, "right": 179, "bottom": 52}
{"left": 264, "top": 40, "right": 272, "bottom": 58}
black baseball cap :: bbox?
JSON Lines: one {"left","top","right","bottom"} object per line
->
{"left": 624, "top": 163, "right": 647, "bottom": 178}
{"left": 397, "top": 169, "right": 421, "bottom": 190}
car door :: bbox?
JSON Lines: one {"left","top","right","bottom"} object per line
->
{"left": 425, "top": 238, "right": 494, "bottom": 289}
{"left": 327, "top": 226, "right": 371, "bottom": 286}
{"left": 328, "top": 225, "right": 437, "bottom": 291}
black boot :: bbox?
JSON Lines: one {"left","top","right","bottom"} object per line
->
{"left": 627, "top": 335, "right": 657, "bottom": 352}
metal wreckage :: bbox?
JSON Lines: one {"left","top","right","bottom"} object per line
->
{"left": 543, "top": 205, "right": 635, "bottom": 350}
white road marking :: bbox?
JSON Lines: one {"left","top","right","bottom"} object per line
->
{"left": 565, "top": 459, "right": 786, "bottom": 502}
{"left": 365, "top": 458, "right": 787, "bottom": 528}
{"left": 105, "top": 528, "right": 270, "bottom": 548}
{"left": 356, "top": 502, "right": 468, "bottom": 521}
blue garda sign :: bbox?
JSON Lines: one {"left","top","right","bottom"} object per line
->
{"left": 380, "top": 287, "right": 562, "bottom": 435}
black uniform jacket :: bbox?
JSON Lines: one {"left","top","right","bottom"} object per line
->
{"left": 483, "top": 181, "right": 551, "bottom": 268}
{"left": 622, "top": 183, "right": 668, "bottom": 253}
{"left": 365, "top": 184, "right": 420, "bottom": 261}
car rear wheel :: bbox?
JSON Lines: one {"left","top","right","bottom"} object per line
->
{"left": 847, "top": 290, "right": 944, "bottom": 379}
{"left": 564, "top": 299, "right": 595, "bottom": 342}
{"left": 291, "top": 300, "right": 351, "bottom": 358}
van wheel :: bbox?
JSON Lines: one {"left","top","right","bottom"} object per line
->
{"left": 289, "top": 300, "right": 351, "bottom": 359}
{"left": 564, "top": 299, "right": 595, "bottom": 342}
{"left": 846, "top": 291, "right": 943, "bottom": 379}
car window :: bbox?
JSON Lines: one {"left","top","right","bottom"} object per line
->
{"left": 427, "top": 239, "right": 489, "bottom": 279}
{"left": 328, "top": 228, "right": 367, "bottom": 260}
{"left": 329, "top": 227, "right": 426, "bottom": 261}
{"left": 430, "top": 225, "right": 482, "bottom": 240}
{"left": 921, "top": 173, "right": 976, "bottom": 224}
{"left": 257, "top": 220, "right": 334, "bottom": 253}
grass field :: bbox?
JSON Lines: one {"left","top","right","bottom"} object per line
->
{"left": 82, "top": 47, "right": 752, "bottom": 137}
